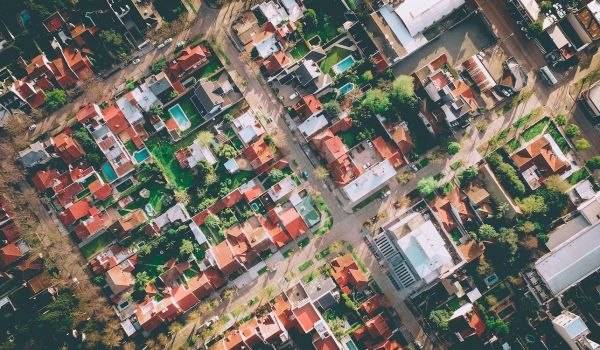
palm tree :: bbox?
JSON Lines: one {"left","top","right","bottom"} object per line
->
{"left": 196, "top": 131, "right": 214, "bottom": 147}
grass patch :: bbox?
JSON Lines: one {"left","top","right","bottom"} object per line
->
{"left": 145, "top": 138, "right": 194, "bottom": 189}
{"left": 338, "top": 127, "right": 360, "bottom": 148}
{"left": 80, "top": 231, "right": 114, "bottom": 259}
{"left": 258, "top": 266, "right": 268, "bottom": 275}
{"left": 522, "top": 118, "right": 549, "bottom": 142}
{"left": 319, "top": 46, "right": 352, "bottom": 75}
{"left": 298, "top": 259, "right": 314, "bottom": 272}
{"left": 512, "top": 113, "right": 533, "bottom": 129}
{"left": 300, "top": 0, "right": 346, "bottom": 44}
{"left": 298, "top": 237, "right": 310, "bottom": 248}
{"left": 316, "top": 247, "right": 331, "bottom": 260}
{"left": 450, "top": 161, "right": 462, "bottom": 171}
{"left": 567, "top": 168, "right": 590, "bottom": 185}
{"left": 290, "top": 40, "right": 309, "bottom": 60}
{"left": 347, "top": 245, "right": 367, "bottom": 273}
{"left": 283, "top": 249, "right": 294, "bottom": 259}
{"left": 506, "top": 138, "right": 521, "bottom": 153}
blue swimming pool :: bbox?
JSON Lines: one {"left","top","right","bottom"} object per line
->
{"left": 346, "top": 340, "right": 359, "bottom": 350}
{"left": 339, "top": 82, "right": 355, "bottom": 95}
{"left": 133, "top": 148, "right": 150, "bottom": 163}
{"left": 168, "top": 104, "right": 191, "bottom": 131}
{"left": 333, "top": 55, "right": 356, "bottom": 74}
{"left": 101, "top": 162, "right": 118, "bottom": 183}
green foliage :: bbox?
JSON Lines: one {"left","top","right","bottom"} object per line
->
{"left": 529, "top": 21, "right": 543, "bottom": 36}
{"left": 447, "top": 141, "right": 461, "bottom": 155}
{"left": 45, "top": 89, "right": 68, "bottom": 112}
{"left": 555, "top": 113, "right": 568, "bottom": 126}
{"left": 360, "top": 70, "right": 373, "bottom": 84}
{"left": 341, "top": 294, "right": 360, "bottom": 314}
{"left": 268, "top": 169, "right": 286, "bottom": 184}
{"left": 486, "top": 153, "right": 526, "bottom": 198}
{"left": 32, "top": 294, "right": 78, "bottom": 343}
{"left": 305, "top": 8, "right": 318, "bottom": 27}
{"left": 323, "top": 100, "right": 341, "bottom": 116}
{"left": 518, "top": 195, "right": 548, "bottom": 216}
{"left": 417, "top": 177, "right": 437, "bottom": 198}
{"left": 429, "top": 309, "right": 452, "bottom": 331}
{"left": 151, "top": 56, "right": 168, "bottom": 74}
{"left": 478, "top": 224, "right": 499, "bottom": 240}
{"left": 217, "top": 144, "right": 237, "bottom": 159}
{"left": 205, "top": 214, "right": 221, "bottom": 229}
{"left": 565, "top": 124, "right": 580, "bottom": 138}
{"left": 72, "top": 128, "right": 104, "bottom": 167}
{"left": 362, "top": 88, "right": 391, "bottom": 114}
{"left": 99, "top": 29, "right": 129, "bottom": 60}
{"left": 180, "top": 239, "right": 195, "bottom": 258}
{"left": 457, "top": 166, "right": 478, "bottom": 187}
{"left": 587, "top": 156, "right": 600, "bottom": 170}
{"left": 486, "top": 317, "right": 509, "bottom": 336}
{"left": 575, "top": 138, "right": 591, "bottom": 151}
{"left": 196, "top": 131, "right": 214, "bottom": 146}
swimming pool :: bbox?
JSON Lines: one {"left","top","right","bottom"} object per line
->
{"left": 345, "top": 340, "right": 359, "bottom": 350}
{"left": 168, "top": 104, "right": 191, "bottom": 131}
{"left": 133, "top": 148, "right": 151, "bottom": 164}
{"left": 339, "top": 82, "right": 355, "bottom": 95}
{"left": 101, "top": 162, "right": 118, "bottom": 183}
{"left": 332, "top": 55, "right": 356, "bottom": 75}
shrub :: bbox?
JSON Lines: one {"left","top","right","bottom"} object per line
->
{"left": 587, "top": 156, "right": 600, "bottom": 170}
{"left": 45, "top": 89, "right": 68, "bottom": 112}
{"left": 417, "top": 177, "right": 437, "bottom": 198}
{"left": 565, "top": 124, "right": 580, "bottom": 138}
{"left": 429, "top": 309, "right": 452, "bottom": 331}
{"left": 555, "top": 113, "right": 567, "bottom": 126}
{"left": 487, "top": 153, "right": 526, "bottom": 198}
{"left": 575, "top": 138, "right": 591, "bottom": 151}
{"left": 447, "top": 142, "right": 461, "bottom": 155}
{"left": 457, "top": 166, "right": 478, "bottom": 187}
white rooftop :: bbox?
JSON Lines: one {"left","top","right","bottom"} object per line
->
{"left": 552, "top": 311, "right": 589, "bottom": 340}
{"left": 588, "top": 0, "right": 600, "bottom": 24}
{"left": 255, "top": 34, "right": 280, "bottom": 59}
{"left": 547, "top": 25, "right": 569, "bottom": 49}
{"left": 578, "top": 191, "right": 600, "bottom": 225}
{"left": 116, "top": 96, "right": 144, "bottom": 125}
{"left": 224, "top": 158, "right": 240, "bottom": 174}
{"left": 394, "top": 0, "right": 465, "bottom": 37}
{"left": 233, "top": 111, "right": 265, "bottom": 145}
{"left": 342, "top": 159, "right": 396, "bottom": 203}
{"left": 153, "top": 203, "right": 190, "bottom": 230}
{"left": 298, "top": 113, "right": 328, "bottom": 138}
{"left": 131, "top": 83, "right": 159, "bottom": 112}
{"left": 516, "top": 0, "right": 541, "bottom": 21}
{"left": 397, "top": 219, "right": 454, "bottom": 283}
{"left": 535, "top": 219, "right": 600, "bottom": 296}
{"left": 380, "top": 5, "right": 428, "bottom": 56}
{"left": 254, "top": 1, "right": 288, "bottom": 25}
{"left": 188, "top": 141, "right": 217, "bottom": 168}
{"left": 280, "top": 0, "right": 304, "bottom": 22}
{"left": 267, "top": 175, "right": 297, "bottom": 202}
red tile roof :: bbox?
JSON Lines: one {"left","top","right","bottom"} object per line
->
{"left": 365, "top": 314, "right": 392, "bottom": 339}
{"left": 55, "top": 182, "right": 84, "bottom": 207}
{"left": 211, "top": 241, "right": 242, "bottom": 276}
{"left": 51, "top": 57, "right": 78, "bottom": 89}
{"left": 0, "top": 243, "right": 23, "bottom": 268}
{"left": 52, "top": 132, "right": 85, "bottom": 164}
{"left": 59, "top": 200, "right": 91, "bottom": 226}
{"left": 63, "top": 46, "right": 94, "bottom": 80}
{"left": 512, "top": 136, "right": 569, "bottom": 174}
{"left": 1, "top": 222, "right": 20, "bottom": 242}
{"left": 243, "top": 137, "right": 274, "bottom": 173}
{"left": 278, "top": 207, "right": 308, "bottom": 239}
{"left": 272, "top": 294, "right": 294, "bottom": 329}
{"left": 76, "top": 104, "right": 100, "bottom": 123}
{"left": 74, "top": 212, "right": 109, "bottom": 241}
{"left": 372, "top": 136, "right": 403, "bottom": 168}
{"left": 293, "top": 94, "right": 322, "bottom": 119}
{"left": 360, "top": 294, "right": 385, "bottom": 316}
{"left": 172, "top": 285, "right": 199, "bottom": 312}
{"left": 102, "top": 104, "right": 130, "bottom": 135}
{"left": 89, "top": 178, "right": 112, "bottom": 201}
{"left": 331, "top": 254, "right": 369, "bottom": 291}
{"left": 292, "top": 302, "right": 321, "bottom": 333}
{"left": 32, "top": 169, "right": 60, "bottom": 192}
{"left": 313, "top": 336, "right": 341, "bottom": 350}
{"left": 257, "top": 313, "right": 284, "bottom": 342}
{"left": 263, "top": 51, "right": 292, "bottom": 75}
{"left": 239, "top": 317, "right": 262, "bottom": 347}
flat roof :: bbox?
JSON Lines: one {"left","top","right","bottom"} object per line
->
{"left": 298, "top": 113, "right": 328, "bottom": 138}
{"left": 397, "top": 219, "right": 454, "bottom": 283}
{"left": 535, "top": 220, "right": 600, "bottom": 296}
{"left": 379, "top": 5, "right": 428, "bottom": 55}
{"left": 342, "top": 159, "right": 396, "bottom": 203}
{"left": 394, "top": 0, "right": 465, "bottom": 37}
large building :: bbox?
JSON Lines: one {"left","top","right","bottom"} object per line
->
{"left": 552, "top": 311, "right": 600, "bottom": 350}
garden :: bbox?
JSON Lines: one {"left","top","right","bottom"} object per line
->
{"left": 320, "top": 46, "right": 354, "bottom": 76}
{"left": 299, "top": 0, "right": 347, "bottom": 45}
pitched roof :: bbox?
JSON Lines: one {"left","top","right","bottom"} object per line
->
{"left": 318, "top": 135, "right": 348, "bottom": 164}
{"left": 243, "top": 137, "right": 274, "bottom": 172}
{"left": 52, "top": 132, "right": 84, "bottom": 164}
{"left": 89, "top": 178, "right": 112, "bottom": 201}
{"left": 372, "top": 136, "right": 403, "bottom": 168}
{"left": 32, "top": 169, "right": 60, "bottom": 192}
{"left": 293, "top": 94, "right": 322, "bottom": 119}
{"left": 102, "top": 104, "right": 130, "bottom": 135}
{"left": 106, "top": 265, "right": 134, "bottom": 295}
{"left": 1, "top": 221, "right": 20, "bottom": 242}
{"left": 211, "top": 240, "right": 241, "bottom": 276}
{"left": 512, "top": 135, "right": 569, "bottom": 173}
{"left": 74, "top": 212, "right": 109, "bottom": 241}
{"left": 292, "top": 302, "right": 321, "bottom": 333}
{"left": 0, "top": 243, "right": 24, "bottom": 267}
{"left": 331, "top": 254, "right": 369, "bottom": 291}
{"left": 59, "top": 200, "right": 92, "bottom": 226}
{"left": 263, "top": 51, "right": 292, "bottom": 75}
{"left": 278, "top": 207, "right": 308, "bottom": 239}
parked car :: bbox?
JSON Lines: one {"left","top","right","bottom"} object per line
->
{"left": 132, "top": 58, "right": 141, "bottom": 65}
{"left": 163, "top": 37, "right": 173, "bottom": 45}
{"left": 301, "top": 171, "right": 309, "bottom": 179}
{"left": 176, "top": 40, "right": 186, "bottom": 48}
{"left": 28, "top": 124, "right": 37, "bottom": 131}
{"left": 157, "top": 43, "right": 166, "bottom": 49}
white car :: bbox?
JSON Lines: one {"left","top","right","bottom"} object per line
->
{"left": 176, "top": 40, "right": 186, "bottom": 48}
{"left": 163, "top": 37, "right": 173, "bottom": 45}
{"left": 28, "top": 124, "right": 37, "bottom": 131}
{"left": 132, "top": 58, "right": 141, "bottom": 65}
{"left": 157, "top": 43, "right": 166, "bottom": 49}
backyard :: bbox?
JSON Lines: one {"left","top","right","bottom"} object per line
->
{"left": 80, "top": 231, "right": 115, "bottom": 259}
{"left": 299, "top": 0, "right": 347, "bottom": 45}
{"left": 320, "top": 46, "right": 353, "bottom": 75}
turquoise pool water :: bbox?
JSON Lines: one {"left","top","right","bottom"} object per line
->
{"left": 339, "top": 82, "right": 355, "bottom": 95}
{"left": 168, "top": 104, "right": 191, "bottom": 131}
{"left": 346, "top": 340, "right": 359, "bottom": 350}
{"left": 101, "top": 162, "right": 118, "bottom": 183}
{"left": 133, "top": 148, "right": 150, "bottom": 163}
{"left": 333, "top": 55, "right": 356, "bottom": 74}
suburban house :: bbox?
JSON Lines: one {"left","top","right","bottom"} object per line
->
{"left": 579, "top": 78, "right": 600, "bottom": 120}
{"left": 17, "top": 141, "right": 51, "bottom": 168}
{"left": 330, "top": 254, "right": 369, "bottom": 294}
{"left": 552, "top": 310, "right": 600, "bottom": 350}
{"left": 50, "top": 130, "right": 85, "bottom": 164}
{"left": 175, "top": 140, "right": 218, "bottom": 169}
{"left": 231, "top": 110, "right": 266, "bottom": 147}
{"left": 166, "top": 45, "right": 211, "bottom": 82}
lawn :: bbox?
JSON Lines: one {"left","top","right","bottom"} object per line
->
{"left": 194, "top": 59, "right": 223, "bottom": 79}
{"left": 125, "top": 177, "right": 173, "bottom": 217}
{"left": 145, "top": 137, "right": 194, "bottom": 189}
{"left": 506, "top": 138, "right": 521, "bottom": 153}
{"left": 316, "top": 247, "right": 331, "bottom": 260}
{"left": 512, "top": 113, "right": 533, "bottom": 129}
{"left": 80, "top": 231, "right": 115, "bottom": 259}
{"left": 300, "top": 0, "right": 346, "bottom": 44}
{"left": 178, "top": 97, "right": 203, "bottom": 131}
{"left": 298, "top": 237, "right": 310, "bottom": 248}
{"left": 290, "top": 40, "right": 309, "bottom": 60}
{"left": 298, "top": 259, "right": 314, "bottom": 272}
{"left": 522, "top": 118, "right": 549, "bottom": 142}
{"left": 567, "top": 168, "right": 590, "bottom": 185}
{"left": 319, "top": 47, "right": 352, "bottom": 75}
{"left": 338, "top": 127, "right": 360, "bottom": 148}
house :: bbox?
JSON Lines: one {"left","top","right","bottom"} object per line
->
{"left": 341, "top": 160, "right": 397, "bottom": 204}
{"left": 364, "top": 210, "right": 464, "bottom": 292}
{"left": 108, "top": 209, "right": 147, "bottom": 239}
{"left": 511, "top": 134, "right": 571, "bottom": 190}
{"left": 0, "top": 240, "right": 30, "bottom": 268}
{"left": 17, "top": 141, "right": 51, "bottom": 168}
{"left": 448, "top": 303, "right": 485, "bottom": 342}
{"left": 267, "top": 176, "right": 296, "bottom": 203}
{"left": 192, "top": 74, "right": 235, "bottom": 118}
{"left": 186, "top": 268, "right": 225, "bottom": 300}
{"left": 135, "top": 296, "right": 181, "bottom": 334}
{"left": 303, "top": 274, "right": 338, "bottom": 310}
{"left": 208, "top": 240, "right": 244, "bottom": 277}
{"left": 231, "top": 110, "right": 265, "bottom": 146}
{"left": 232, "top": 216, "right": 272, "bottom": 254}
{"left": 429, "top": 187, "right": 475, "bottom": 234}
{"left": 460, "top": 55, "right": 496, "bottom": 93}
{"left": 262, "top": 51, "right": 293, "bottom": 76}
{"left": 1, "top": 221, "right": 20, "bottom": 243}
{"left": 353, "top": 313, "right": 402, "bottom": 350}
{"left": 496, "top": 57, "right": 528, "bottom": 97}
{"left": 74, "top": 211, "right": 112, "bottom": 241}
{"left": 552, "top": 310, "right": 600, "bottom": 350}
{"left": 243, "top": 136, "right": 275, "bottom": 174}
{"left": 232, "top": 11, "right": 261, "bottom": 47}
{"left": 51, "top": 131, "right": 85, "bottom": 164}
{"left": 59, "top": 200, "right": 93, "bottom": 226}
{"left": 312, "top": 130, "right": 348, "bottom": 164}
{"left": 298, "top": 113, "right": 330, "bottom": 139}
{"left": 167, "top": 45, "right": 211, "bottom": 82}
{"left": 267, "top": 206, "right": 308, "bottom": 239}
{"left": 88, "top": 177, "right": 113, "bottom": 201}
{"left": 105, "top": 263, "right": 135, "bottom": 296}
{"left": 580, "top": 78, "right": 600, "bottom": 119}
{"left": 146, "top": 72, "right": 175, "bottom": 102}
{"left": 293, "top": 94, "right": 322, "bottom": 119}
{"left": 175, "top": 140, "right": 218, "bottom": 168}
{"left": 61, "top": 46, "right": 94, "bottom": 80}
{"left": 330, "top": 254, "right": 369, "bottom": 294}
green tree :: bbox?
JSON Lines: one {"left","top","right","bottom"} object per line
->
{"left": 99, "top": 29, "right": 129, "bottom": 59}
{"left": 217, "top": 144, "right": 237, "bottom": 159}
{"left": 457, "top": 166, "right": 478, "bottom": 187}
{"left": 486, "top": 317, "right": 509, "bottom": 336}
{"left": 362, "top": 88, "right": 391, "bottom": 115}
{"left": 135, "top": 271, "right": 151, "bottom": 290}
{"left": 555, "top": 113, "right": 568, "bottom": 126}
{"left": 305, "top": 9, "right": 317, "bottom": 27}
{"left": 429, "top": 309, "right": 452, "bottom": 331}
{"left": 45, "top": 89, "right": 68, "bottom": 111}
{"left": 180, "top": 239, "right": 195, "bottom": 258}
{"left": 565, "top": 124, "right": 580, "bottom": 138}
{"left": 544, "top": 175, "right": 570, "bottom": 193}
{"left": 478, "top": 224, "right": 499, "bottom": 241}
{"left": 518, "top": 195, "right": 548, "bottom": 216}
{"left": 151, "top": 57, "right": 167, "bottom": 74}
{"left": 529, "top": 21, "right": 543, "bottom": 36}
{"left": 268, "top": 169, "right": 286, "bottom": 184}
{"left": 360, "top": 71, "right": 373, "bottom": 84}
{"left": 587, "top": 156, "right": 600, "bottom": 170}
{"left": 391, "top": 75, "right": 415, "bottom": 99}
{"left": 476, "top": 255, "right": 494, "bottom": 277}
{"left": 323, "top": 100, "right": 341, "bottom": 116}
{"left": 447, "top": 141, "right": 461, "bottom": 155}
{"left": 223, "top": 113, "right": 234, "bottom": 123}
{"left": 575, "top": 138, "right": 591, "bottom": 151}
{"left": 205, "top": 214, "right": 221, "bottom": 229}
{"left": 32, "top": 294, "right": 78, "bottom": 343}
{"left": 486, "top": 153, "right": 526, "bottom": 198}
{"left": 417, "top": 177, "right": 437, "bottom": 198}
{"left": 196, "top": 131, "right": 214, "bottom": 147}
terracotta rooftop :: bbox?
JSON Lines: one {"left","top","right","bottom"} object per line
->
{"left": 292, "top": 302, "right": 321, "bottom": 333}
{"left": 331, "top": 254, "right": 369, "bottom": 291}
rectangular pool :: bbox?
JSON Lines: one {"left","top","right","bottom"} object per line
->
{"left": 133, "top": 148, "right": 150, "bottom": 164}
{"left": 101, "top": 162, "right": 118, "bottom": 183}
{"left": 339, "top": 82, "right": 355, "bottom": 95}
{"left": 168, "top": 104, "right": 191, "bottom": 131}
{"left": 333, "top": 55, "right": 356, "bottom": 75}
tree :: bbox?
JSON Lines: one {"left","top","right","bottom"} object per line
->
{"left": 45, "top": 89, "right": 68, "bottom": 112}
{"left": 99, "top": 29, "right": 129, "bottom": 59}
{"left": 150, "top": 57, "right": 167, "bottom": 74}
{"left": 587, "top": 156, "right": 600, "bottom": 170}
{"left": 268, "top": 169, "right": 286, "bottom": 184}
{"left": 323, "top": 100, "right": 341, "bottom": 116}
{"left": 223, "top": 113, "right": 234, "bottom": 123}
{"left": 565, "top": 124, "right": 580, "bottom": 138}
{"left": 457, "top": 166, "right": 478, "bottom": 187}
{"left": 362, "top": 88, "right": 391, "bottom": 114}
{"left": 544, "top": 175, "right": 570, "bottom": 193}
{"left": 217, "top": 144, "right": 237, "bottom": 159}
{"left": 529, "top": 21, "right": 543, "bottom": 36}
{"left": 429, "top": 309, "right": 452, "bottom": 331}
{"left": 518, "top": 221, "right": 537, "bottom": 234}
{"left": 135, "top": 271, "right": 151, "bottom": 290}
{"left": 391, "top": 75, "right": 415, "bottom": 99}
{"left": 447, "top": 142, "right": 461, "bottom": 155}
{"left": 360, "top": 71, "right": 373, "bottom": 84}
{"left": 498, "top": 227, "right": 518, "bottom": 260}
{"left": 518, "top": 195, "right": 548, "bottom": 216}
{"left": 555, "top": 113, "right": 568, "bottom": 126}
{"left": 537, "top": 186, "right": 569, "bottom": 219}
{"left": 314, "top": 166, "right": 329, "bottom": 180}
{"left": 476, "top": 255, "right": 494, "bottom": 277}
{"left": 478, "top": 224, "right": 499, "bottom": 241}
{"left": 179, "top": 239, "right": 195, "bottom": 258}
{"left": 486, "top": 153, "right": 526, "bottom": 198}
{"left": 575, "top": 138, "right": 591, "bottom": 151}
{"left": 305, "top": 8, "right": 317, "bottom": 27}
{"left": 540, "top": 0, "right": 553, "bottom": 11}
{"left": 174, "top": 190, "right": 190, "bottom": 205}
{"left": 205, "top": 214, "right": 221, "bottom": 229}
{"left": 417, "top": 177, "right": 437, "bottom": 198}
{"left": 486, "top": 317, "right": 509, "bottom": 336}
{"left": 196, "top": 131, "right": 214, "bottom": 147}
